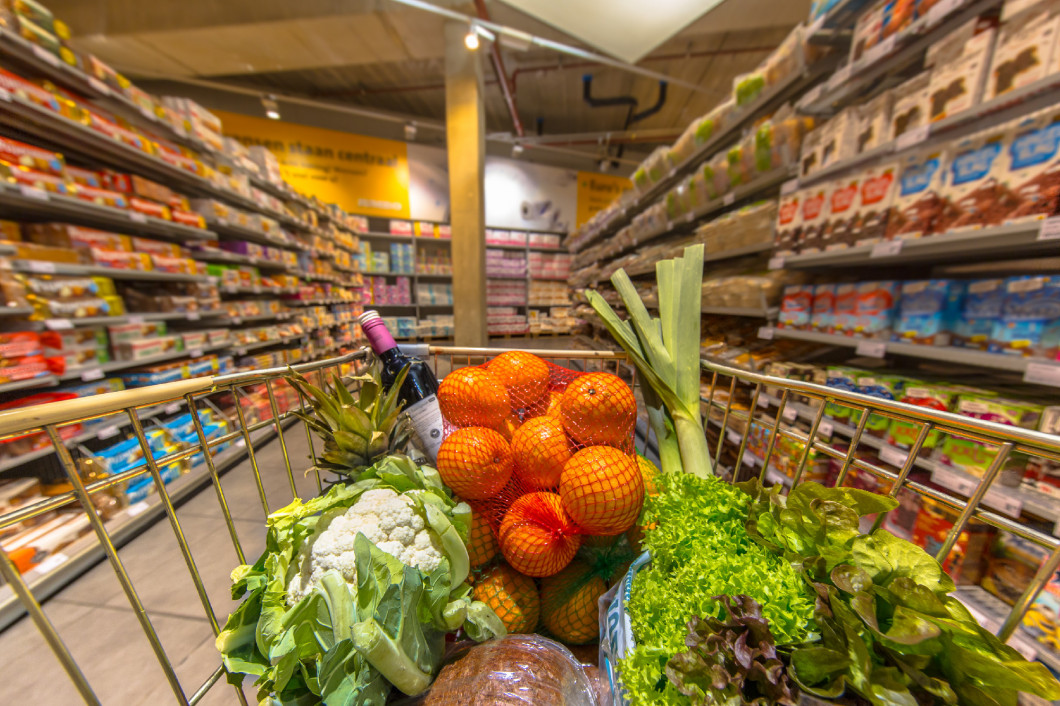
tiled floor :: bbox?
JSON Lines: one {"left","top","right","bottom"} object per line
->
{"left": 0, "top": 423, "right": 321, "bottom": 705}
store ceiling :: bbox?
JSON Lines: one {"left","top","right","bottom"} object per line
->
{"left": 46, "top": 0, "right": 811, "bottom": 166}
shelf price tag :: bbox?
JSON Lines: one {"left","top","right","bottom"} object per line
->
{"left": 856, "top": 340, "right": 886, "bottom": 358}
{"left": 34, "top": 552, "right": 68, "bottom": 574}
{"left": 829, "top": 64, "right": 853, "bottom": 90}
{"left": 187, "top": 312, "right": 200, "bottom": 321}
{"left": 983, "top": 489, "right": 1022, "bottom": 518}
{"left": 726, "top": 430, "right": 742, "bottom": 445}
{"left": 932, "top": 466, "right": 977, "bottom": 496}
{"left": 26, "top": 261, "right": 56, "bottom": 274}
{"left": 818, "top": 420, "right": 834, "bottom": 439}
{"left": 87, "top": 77, "right": 110, "bottom": 96}
{"left": 1023, "top": 362, "right": 1060, "bottom": 388}
{"left": 757, "top": 395, "right": 770, "bottom": 408}
{"left": 767, "top": 256, "right": 785, "bottom": 270}
{"left": 782, "top": 406, "right": 799, "bottom": 422}
{"left": 44, "top": 319, "right": 72, "bottom": 330}
{"left": 127, "top": 315, "right": 144, "bottom": 325}
{"left": 781, "top": 178, "right": 800, "bottom": 195}
{"left": 129, "top": 212, "right": 148, "bottom": 223}
{"left": 1038, "top": 217, "right": 1060, "bottom": 241}
{"left": 723, "top": 192, "right": 736, "bottom": 206}
{"left": 871, "top": 240, "right": 903, "bottom": 258}
{"left": 896, "top": 125, "right": 930, "bottom": 151}
{"left": 766, "top": 467, "right": 789, "bottom": 486}
{"left": 758, "top": 326, "right": 775, "bottom": 340}
{"left": 190, "top": 348, "right": 203, "bottom": 358}
{"left": 879, "top": 445, "right": 909, "bottom": 468}
{"left": 96, "top": 424, "right": 120, "bottom": 440}
{"left": 164, "top": 402, "right": 182, "bottom": 415}
{"left": 19, "top": 185, "right": 48, "bottom": 200}
{"left": 32, "top": 45, "right": 61, "bottom": 66}
{"left": 80, "top": 368, "right": 104, "bottom": 382}
{"left": 743, "top": 451, "right": 758, "bottom": 467}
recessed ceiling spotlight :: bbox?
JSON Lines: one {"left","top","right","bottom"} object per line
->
{"left": 404, "top": 123, "right": 417, "bottom": 141}
{"left": 464, "top": 23, "right": 479, "bottom": 51}
{"left": 261, "top": 94, "right": 280, "bottom": 120}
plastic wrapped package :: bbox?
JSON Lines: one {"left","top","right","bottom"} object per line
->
{"left": 734, "top": 69, "right": 766, "bottom": 107}
{"left": 763, "top": 23, "right": 807, "bottom": 87}
{"left": 396, "top": 635, "right": 599, "bottom": 706}
{"left": 631, "top": 147, "right": 672, "bottom": 192}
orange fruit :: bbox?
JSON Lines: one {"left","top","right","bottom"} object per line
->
{"left": 560, "top": 446, "right": 644, "bottom": 535}
{"left": 466, "top": 506, "right": 498, "bottom": 568}
{"left": 499, "top": 492, "right": 581, "bottom": 577}
{"left": 473, "top": 563, "right": 539, "bottom": 633}
{"left": 540, "top": 560, "right": 607, "bottom": 644}
{"left": 525, "top": 390, "right": 563, "bottom": 420}
{"left": 438, "top": 367, "right": 511, "bottom": 429}
{"left": 489, "top": 351, "right": 550, "bottom": 409}
{"left": 637, "top": 454, "right": 660, "bottom": 496}
{"left": 437, "top": 427, "right": 513, "bottom": 500}
{"left": 560, "top": 372, "right": 636, "bottom": 449}
{"left": 511, "top": 415, "right": 572, "bottom": 491}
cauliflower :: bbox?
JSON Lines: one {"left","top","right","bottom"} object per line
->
{"left": 286, "top": 488, "right": 444, "bottom": 605}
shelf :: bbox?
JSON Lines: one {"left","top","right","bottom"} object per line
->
{"left": 9, "top": 260, "right": 211, "bottom": 283}
{"left": 190, "top": 250, "right": 290, "bottom": 270}
{"left": 779, "top": 222, "right": 1057, "bottom": 269}
{"left": 567, "top": 57, "right": 838, "bottom": 253}
{"left": 362, "top": 270, "right": 415, "bottom": 278}
{"left": 800, "top": 0, "right": 1000, "bottom": 116}
{"left": 954, "top": 586, "right": 1057, "bottom": 666}
{"left": 224, "top": 312, "right": 294, "bottom": 325}
{"left": 619, "top": 241, "right": 774, "bottom": 279}
{"left": 0, "top": 416, "right": 298, "bottom": 631}
{"left": 702, "top": 306, "right": 778, "bottom": 318}
{"left": 220, "top": 284, "right": 299, "bottom": 296}
{"left": 487, "top": 274, "right": 527, "bottom": 281}
{"left": 762, "top": 327, "right": 1050, "bottom": 374}
{"left": 530, "top": 275, "right": 569, "bottom": 282}
{"left": 204, "top": 218, "right": 304, "bottom": 252}
{"left": 416, "top": 272, "right": 452, "bottom": 280}
{"left": 231, "top": 336, "right": 301, "bottom": 356}
{"left": 0, "top": 375, "right": 57, "bottom": 394}
{"left": 0, "top": 182, "right": 215, "bottom": 244}
{"left": 359, "top": 231, "right": 414, "bottom": 242}
{"left": 57, "top": 342, "right": 230, "bottom": 382}
{"left": 0, "top": 306, "right": 32, "bottom": 317}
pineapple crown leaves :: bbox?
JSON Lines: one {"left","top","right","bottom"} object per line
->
{"left": 285, "top": 364, "right": 414, "bottom": 476}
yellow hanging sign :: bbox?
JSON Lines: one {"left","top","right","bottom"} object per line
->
{"left": 576, "top": 171, "right": 632, "bottom": 226}
{"left": 214, "top": 111, "right": 411, "bottom": 218}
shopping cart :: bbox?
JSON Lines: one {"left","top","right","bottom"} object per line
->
{"left": 1, "top": 346, "right": 1059, "bottom": 704}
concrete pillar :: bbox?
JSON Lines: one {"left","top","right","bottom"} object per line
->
{"left": 445, "top": 20, "right": 488, "bottom": 347}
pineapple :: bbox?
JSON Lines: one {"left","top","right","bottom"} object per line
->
{"left": 287, "top": 364, "right": 412, "bottom": 478}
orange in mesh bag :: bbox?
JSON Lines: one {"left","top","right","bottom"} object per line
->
{"left": 437, "top": 352, "right": 641, "bottom": 578}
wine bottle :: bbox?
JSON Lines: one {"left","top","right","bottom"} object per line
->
{"left": 358, "top": 311, "right": 444, "bottom": 461}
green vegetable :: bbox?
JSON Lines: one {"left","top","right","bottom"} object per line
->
{"left": 739, "top": 479, "right": 1060, "bottom": 706}
{"left": 665, "top": 595, "right": 798, "bottom": 706}
{"left": 216, "top": 463, "right": 505, "bottom": 705}
{"left": 586, "top": 245, "right": 712, "bottom": 477}
{"left": 617, "top": 474, "right": 816, "bottom": 705}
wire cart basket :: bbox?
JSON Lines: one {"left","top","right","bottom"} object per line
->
{"left": 1, "top": 345, "right": 1059, "bottom": 704}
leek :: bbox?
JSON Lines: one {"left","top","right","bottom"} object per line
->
{"left": 586, "top": 245, "right": 713, "bottom": 477}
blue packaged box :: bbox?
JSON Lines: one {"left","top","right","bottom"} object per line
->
{"left": 779, "top": 284, "right": 814, "bottom": 328}
{"left": 955, "top": 278, "right": 1006, "bottom": 349}
{"left": 990, "top": 276, "right": 1060, "bottom": 357}
{"left": 893, "top": 279, "right": 966, "bottom": 345}
{"left": 853, "top": 280, "right": 900, "bottom": 338}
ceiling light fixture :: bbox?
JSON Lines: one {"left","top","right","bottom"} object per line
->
{"left": 464, "top": 23, "right": 479, "bottom": 50}
{"left": 261, "top": 94, "right": 280, "bottom": 120}
{"left": 511, "top": 143, "right": 524, "bottom": 158}
{"left": 404, "top": 122, "right": 417, "bottom": 141}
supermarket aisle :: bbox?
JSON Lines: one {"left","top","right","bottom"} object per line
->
{"left": 0, "top": 424, "right": 321, "bottom": 705}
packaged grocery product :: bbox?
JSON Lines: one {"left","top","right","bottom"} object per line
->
{"left": 1002, "top": 104, "right": 1060, "bottom": 224}
{"left": 882, "top": 0, "right": 918, "bottom": 38}
{"left": 779, "top": 284, "right": 814, "bottom": 328}
{"left": 888, "top": 384, "right": 956, "bottom": 450}
{"left": 822, "top": 176, "right": 860, "bottom": 249}
{"left": 824, "top": 365, "right": 861, "bottom": 421}
{"left": 773, "top": 191, "right": 802, "bottom": 255}
{"left": 820, "top": 108, "right": 858, "bottom": 169}
{"left": 989, "top": 274, "right": 1060, "bottom": 356}
{"left": 11, "top": 239, "right": 86, "bottom": 264}
{"left": 853, "top": 90, "right": 894, "bottom": 154}
{"left": 810, "top": 283, "right": 836, "bottom": 331}
{"left": 22, "top": 275, "right": 100, "bottom": 299}
{"left": 856, "top": 372, "right": 904, "bottom": 435}
{"left": 0, "top": 353, "right": 48, "bottom": 382}
{"left": 943, "top": 126, "right": 1015, "bottom": 230}
{"left": 853, "top": 280, "right": 900, "bottom": 337}
{"left": 90, "top": 248, "right": 152, "bottom": 271}
{"left": 733, "top": 69, "right": 765, "bottom": 107}
{"left": 833, "top": 283, "right": 860, "bottom": 334}
{"left": 41, "top": 327, "right": 106, "bottom": 353}
{"left": 107, "top": 320, "right": 166, "bottom": 344}
{"left": 912, "top": 498, "right": 994, "bottom": 583}
{"left": 928, "top": 40, "right": 996, "bottom": 122}
{"left": 150, "top": 254, "right": 195, "bottom": 275}
{"left": 940, "top": 395, "right": 1043, "bottom": 476}
{"left": 986, "top": 0, "right": 1060, "bottom": 100}
{"left": 1, "top": 162, "right": 69, "bottom": 194}
{"left": 892, "top": 279, "right": 967, "bottom": 344}
{"left": 982, "top": 531, "right": 1049, "bottom": 606}
{"left": 0, "top": 331, "right": 41, "bottom": 358}
{"left": 889, "top": 73, "right": 932, "bottom": 141}
{"left": 800, "top": 125, "right": 822, "bottom": 178}
{"left": 851, "top": 0, "right": 887, "bottom": 61}
{"left": 130, "top": 237, "right": 181, "bottom": 258}
{"left": 400, "top": 635, "right": 598, "bottom": 706}
{"left": 0, "top": 135, "right": 63, "bottom": 175}
{"left": 852, "top": 162, "right": 898, "bottom": 245}
{"left": 886, "top": 147, "right": 953, "bottom": 239}
{"left": 954, "top": 277, "right": 1006, "bottom": 348}
{"left": 0, "top": 68, "right": 61, "bottom": 112}
{"left": 129, "top": 196, "right": 171, "bottom": 221}
{"left": 64, "top": 166, "right": 101, "bottom": 188}
{"left": 798, "top": 183, "right": 830, "bottom": 252}
{"left": 112, "top": 335, "right": 184, "bottom": 362}
{"left": 73, "top": 184, "right": 128, "bottom": 209}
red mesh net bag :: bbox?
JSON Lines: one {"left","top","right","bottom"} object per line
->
{"left": 435, "top": 351, "right": 643, "bottom": 580}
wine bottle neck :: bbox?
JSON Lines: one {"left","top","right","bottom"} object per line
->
{"left": 362, "top": 317, "right": 398, "bottom": 354}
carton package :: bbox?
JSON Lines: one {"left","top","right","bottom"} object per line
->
{"left": 886, "top": 147, "right": 953, "bottom": 239}
{"left": 800, "top": 126, "right": 823, "bottom": 178}
{"left": 989, "top": 274, "right": 1060, "bottom": 356}
{"left": 853, "top": 280, "right": 900, "bottom": 337}
{"left": 23, "top": 223, "right": 130, "bottom": 252}
{"left": 943, "top": 126, "right": 1014, "bottom": 230}
{"left": 852, "top": 1, "right": 887, "bottom": 62}
{"left": 926, "top": 13, "right": 1001, "bottom": 69}
{"left": 1002, "top": 104, "right": 1060, "bottom": 224}
{"left": 986, "top": 0, "right": 1060, "bottom": 100}
{"left": 819, "top": 108, "right": 858, "bottom": 169}
{"left": 882, "top": 0, "right": 917, "bottom": 39}
{"left": 889, "top": 73, "right": 932, "bottom": 142}
{"left": 833, "top": 283, "right": 860, "bottom": 334}
{"left": 854, "top": 90, "right": 894, "bottom": 154}
{"left": 773, "top": 191, "right": 803, "bottom": 255}
{"left": 853, "top": 162, "right": 898, "bottom": 245}
{"left": 797, "top": 184, "right": 831, "bottom": 253}
{"left": 0, "top": 135, "right": 64, "bottom": 176}
{"left": 928, "top": 21, "right": 998, "bottom": 122}
{"left": 811, "top": 283, "right": 837, "bottom": 331}
{"left": 779, "top": 285, "right": 814, "bottom": 328}
{"left": 892, "top": 279, "right": 967, "bottom": 344}
{"left": 822, "top": 177, "right": 861, "bottom": 250}
{"left": 954, "top": 278, "right": 1007, "bottom": 349}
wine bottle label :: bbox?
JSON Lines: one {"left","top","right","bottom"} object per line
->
{"left": 406, "top": 394, "right": 444, "bottom": 462}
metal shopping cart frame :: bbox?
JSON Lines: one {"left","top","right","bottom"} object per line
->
{"left": 0, "top": 345, "right": 1058, "bottom": 704}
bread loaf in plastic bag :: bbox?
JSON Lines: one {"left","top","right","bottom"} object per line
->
{"left": 393, "top": 634, "right": 599, "bottom": 706}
